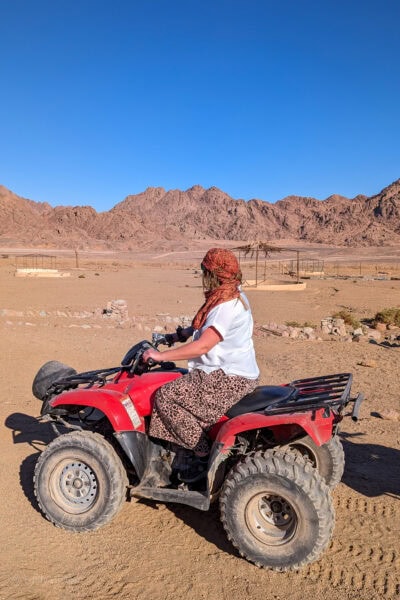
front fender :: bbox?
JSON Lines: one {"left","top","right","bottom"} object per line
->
{"left": 49, "top": 388, "right": 142, "bottom": 432}
{"left": 215, "top": 408, "right": 335, "bottom": 452}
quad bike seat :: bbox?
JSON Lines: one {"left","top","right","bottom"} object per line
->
{"left": 226, "top": 385, "right": 299, "bottom": 418}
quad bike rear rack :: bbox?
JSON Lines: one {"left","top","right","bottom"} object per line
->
{"left": 264, "top": 373, "right": 363, "bottom": 420}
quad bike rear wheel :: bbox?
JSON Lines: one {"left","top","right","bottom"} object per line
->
{"left": 34, "top": 431, "right": 128, "bottom": 531}
{"left": 285, "top": 434, "right": 345, "bottom": 488}
{"left": 220, "top": 450, "right": 334, "bottom": 571}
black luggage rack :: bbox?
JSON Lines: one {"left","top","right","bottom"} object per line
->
{"left": 264, "top": 373, "right": 353, "bottom": 415}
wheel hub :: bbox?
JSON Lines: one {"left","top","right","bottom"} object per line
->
{"left": 260, "top": 495, "right": 293, "bottom": 527}
{"left": 59, "top": 462, "right": 98, "bottom": 507}
{"left": 246, "top": 492, "right": 297, "bottom": 546}
{"left": 270, "top": 500, "right": 283, "bottom": 513}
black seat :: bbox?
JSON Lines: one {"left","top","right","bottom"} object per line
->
{"left": 226, "top": 385, "right": 299, "bottom": 418}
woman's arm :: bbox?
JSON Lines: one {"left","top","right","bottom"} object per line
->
{"left": 143, "top": 327, "right": 221, "bottom": 363}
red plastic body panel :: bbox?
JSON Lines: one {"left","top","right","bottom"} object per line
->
{"left": 50, "top": 388, "right": 138, "bottom": 431}
{"left": 125, "top": 371, "right": 182, "bottom": 415}
{"left": 50, "top": 371, "right": 183, "bottom": 432}
{"left": 211, "top": 408, "right": 336, "bottom": 453}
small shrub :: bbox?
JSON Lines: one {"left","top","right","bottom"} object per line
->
{"left": 285, "top": 320, "right": 316, "bottom": 329}
{"left": 373, "top": 307, "right": 400, "bottom": 327}
{"left": 303, "top": 321, "right": 317, "bottom": 329}
{"left": 332, "top": 310, "right": 360, "bottom": 329}
{"left": 78, "top": 274, "right": 85, "bottom": 279}
{"left": 285, "top": 320, "right": 301, "bottom": 328}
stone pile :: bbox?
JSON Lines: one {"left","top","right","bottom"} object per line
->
{"left": 257, "top": 316, "right": 400, "bottom": 345}
{"left": 321, "top": 317, "right": 383, "bottom": 342}
{"left": 259, "top": 323, "right": 319, "bottom": 341}
{"left": 152, "top": 313, "right": 192, "bottom": 333}
{"left": 321, "top": 317, "right": 347, "bottom": 336}
{"left": 103, "top": 300, "right": 129, "bottom": 322}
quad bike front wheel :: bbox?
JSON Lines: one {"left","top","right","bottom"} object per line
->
{"left": 220, "top": 450, "right": 334, "bottom": 571}
{"left": 34, "top": 431, "right": 128, "bottom": 531}
{"left": 285, "top": 434, "right": 345, "bottom": 488}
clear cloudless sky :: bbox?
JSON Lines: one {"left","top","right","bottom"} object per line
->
{"left": 0, "top": 0, "right": 399, "bottom": 211}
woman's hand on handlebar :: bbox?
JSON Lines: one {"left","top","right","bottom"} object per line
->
{"left": 143, "top": 347, "right": 162, "bottom": 364}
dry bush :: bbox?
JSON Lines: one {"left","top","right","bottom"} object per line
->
{"left": 285, "top": 320, "right": 317, "bottom": 329}
{"left": 332, "top": 310, "right": 361, "bottom": 329}
{"left": 373, "top": 307, "right": 400, "bottom": 327}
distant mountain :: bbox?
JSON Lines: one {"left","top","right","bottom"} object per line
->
{"left": 0, "top": 179, "right": 399, "bottom": 249}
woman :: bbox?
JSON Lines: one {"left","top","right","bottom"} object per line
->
{"left": 143, "top": 247, "right": 259, "bottom": 468}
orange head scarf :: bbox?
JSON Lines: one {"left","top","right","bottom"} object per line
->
{"left": 192, "top": 248, "right": 242, "bottom": 330}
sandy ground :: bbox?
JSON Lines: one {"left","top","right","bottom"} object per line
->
{"left": 0, "top": 249, "right": 399, "bottom": 600}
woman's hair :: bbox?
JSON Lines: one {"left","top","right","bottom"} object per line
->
{"left": 201, "top": 265, "right": 242, "bottom": 292}
{"left": 201, "top": 267, "right": 221, "bottom": 291}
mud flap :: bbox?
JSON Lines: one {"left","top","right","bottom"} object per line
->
{"left": 115, "top": 431, "right": 173, "bottom": 486}
{"left": 114, "top": 431, "right": 148, "bottom": 479}
{"left": 207, "top": 441, "right": 229, "bottom": 497}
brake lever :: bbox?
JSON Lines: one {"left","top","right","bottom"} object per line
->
{"left": 129, "top": 351, "right": 142, "bottom": 374}
{"left": 132, "top": 348, "right": 160, "bottom": 373}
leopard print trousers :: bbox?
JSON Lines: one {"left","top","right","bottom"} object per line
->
{"left": 149, "top": 368, "right": 259, "bottom": 454}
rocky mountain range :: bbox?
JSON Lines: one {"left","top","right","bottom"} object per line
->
{"left": 1, "top": 179, "right": 399, "bottom": 250}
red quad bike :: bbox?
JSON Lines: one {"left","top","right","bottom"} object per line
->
{"left": 32, "top": 333, "right": 363, "bottom": 571}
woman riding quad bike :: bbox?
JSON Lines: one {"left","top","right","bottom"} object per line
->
{"left": 141, "top": 247, "right": 260, "bottom": 483}
{"left": 31, "top": 249, "right": 363, "bottom": 571}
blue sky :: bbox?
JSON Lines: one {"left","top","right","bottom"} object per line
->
{"left": 1, "top": 0, "right": 399, "bottom": 211}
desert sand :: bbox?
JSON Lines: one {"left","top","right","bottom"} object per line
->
{"left": 0, "top": 247, "right": 399, "bottom": 600}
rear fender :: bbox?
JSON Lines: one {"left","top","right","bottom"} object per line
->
{"left": 49, "top": 388, "right": 142, "bottom": 432}
{"left": 214, "top": 409, "right": 335, "bottom": 453}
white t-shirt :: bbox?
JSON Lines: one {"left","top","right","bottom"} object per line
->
{"left": 188, "top": 293, "right": 260, "bottom": 379}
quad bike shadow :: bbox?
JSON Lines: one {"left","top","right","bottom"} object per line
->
{"left": 5, "top": 412, "right": 64, "bottom": 511}
{"left": 141, "top": 497, "right": 236, "bottom": 556}
{"left": 340, "top": 431, "right": 400, "bottom": 498}
{"left": 6, "top": 412, "right": 58, "bottom": 448}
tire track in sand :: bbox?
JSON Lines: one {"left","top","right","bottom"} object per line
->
{"left": 303, "top": 494, "right": 400, "bottom": 598}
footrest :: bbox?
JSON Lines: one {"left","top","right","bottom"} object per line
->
{"left": 131, "top": 486, "right": 210, "bottom": 511}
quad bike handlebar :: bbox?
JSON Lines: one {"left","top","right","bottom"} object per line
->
{"left": 121, "top": 332, "right": 176, "bottom": 373}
